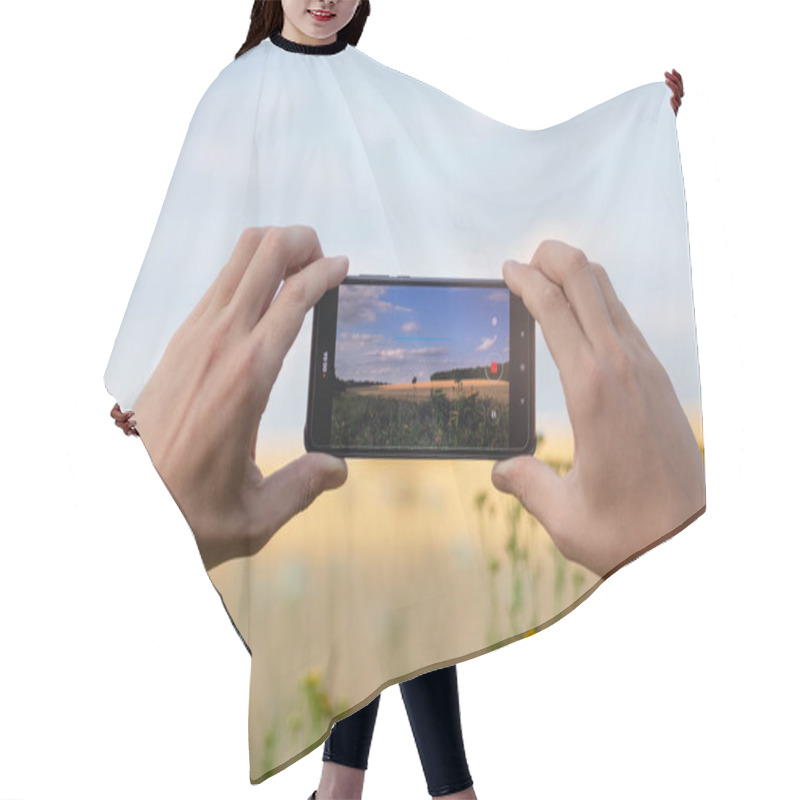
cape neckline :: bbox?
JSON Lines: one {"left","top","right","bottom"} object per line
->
{"left": 269, "top": 32, "right": 348, "bottom": 56}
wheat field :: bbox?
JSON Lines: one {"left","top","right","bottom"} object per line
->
{"left": 209, "top": 411, "right": 703, "bottom": 780}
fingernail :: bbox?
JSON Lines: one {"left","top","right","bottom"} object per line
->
{"left": 503, "top": 259, "right": 523, "bottom": 270}
{"left": 492, "top": 461, "right": 512, "bottom": 492}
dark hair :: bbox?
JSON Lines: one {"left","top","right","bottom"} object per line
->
{"left": 236, "top": 1, "right": 371, "bottom": 59}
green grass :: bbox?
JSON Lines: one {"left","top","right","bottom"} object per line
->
{"left": 331, "top": 387, "right": 509, "bottom": 449}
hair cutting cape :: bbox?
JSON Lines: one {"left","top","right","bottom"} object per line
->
{"left": 105, "top": 34, "right": 702, "bottom": 783}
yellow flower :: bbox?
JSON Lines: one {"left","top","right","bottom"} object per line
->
{"left": 302, "top": 670, "right": 322, "bottom": 688}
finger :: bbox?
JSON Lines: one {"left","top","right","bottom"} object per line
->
{"left": 591, "top": 262, "right": 653, "bottom": 355}
{"left": 530, "top": 240, "right": 618, "bottom": 353}
{"left": 252, "top": 453, "right": 348, "bottom": 548}
{"left": 665, "top": 70, "right": 683, "bottom": 94}
{"left": 668, "top": 87, "right": 680, "bottom": 109}
{"left": 185, "top": 227, "right": 272, "bottom": 325}
{"left": 234, "top": 226, "right": 327, "bottom": 330}
{"left": 491, "top": 455, "right": 566, "bottom": 537}
{"left": 254, "top": 254, "right": 349, "bottom": 388}
{"left": 213, "top": 227, "right": 273, "bottom": 311}
{"left": 503, "top": 258, "right": 588, "bottom": 377}
{"left": 112, "top": 407, "right": 133, "bottom": 424}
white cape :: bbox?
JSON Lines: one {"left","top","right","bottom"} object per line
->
{"left": 105, "top": 35, "right": 701, "bottom": 782}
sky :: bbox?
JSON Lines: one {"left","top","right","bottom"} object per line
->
{"left": 1, "top": 1, "right": 798, "bottom": 799}
{"left": 336, "top": 284, "right": 511, "bottom": 383}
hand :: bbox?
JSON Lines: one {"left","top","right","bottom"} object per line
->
{"left": 665, "top": 68, "right": 684, "bottom": 115}
{"left": 131, "top": 226, "right": 350, "bottom": 571}
{"left": 110, "top": 402, "right": 139, "bottom": 436}
{"left": 491, "top": 241, "right": 705, "bottom": 577}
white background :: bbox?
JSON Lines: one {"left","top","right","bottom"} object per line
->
{"left": 1, "top": 1, "right": 797, "bottom": 798}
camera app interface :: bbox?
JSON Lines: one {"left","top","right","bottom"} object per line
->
{"left": 329, "top": 284, "right": 511, "bottom": 450}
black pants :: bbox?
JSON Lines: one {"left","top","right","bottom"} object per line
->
{"left": 323, "top": 664, "right": 473, "bottom": 797}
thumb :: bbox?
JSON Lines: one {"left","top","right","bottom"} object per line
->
{"left": 491, "top": 455, "right": 563, "bottom": 530}
{"left": 255, "top": 453, "right": 348, "bottom": 543}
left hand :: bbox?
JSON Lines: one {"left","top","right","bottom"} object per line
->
{"left": 110, "top": 403, "right": 139, "bottom": 436}
{"left": 665, "top": 68, "right": 684, "bottom": 115}
{"left": 132, "top": 225, "right": 351, "bottom": 571}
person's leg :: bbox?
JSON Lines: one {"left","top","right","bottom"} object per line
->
{"left": 315, "top": 694, "right": 381, "bottom": 800}
{"left": 400, "top": 665, "right": 476, "bottom": 799}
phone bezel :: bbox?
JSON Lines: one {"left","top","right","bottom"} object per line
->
{"left": 305, "top": 275, "right": 535, "bottom": 460}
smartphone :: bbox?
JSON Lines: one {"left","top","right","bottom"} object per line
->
{"left": 305, "top": 275, "right": 535, "bottom": 459}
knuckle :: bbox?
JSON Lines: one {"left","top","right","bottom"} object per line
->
{"left": 565, "top": 247, "right": 590, "bottom": 279}
{"left": 573, "top": 357, "right": 605, "bottom": 415}
{"left": 296, "top": 223, "right": 320, "bottom": 247}
{"left": 263, "top": 225, "right": 288, "bottom": 255}
{"left": 591, "top": 262, "right": 610, "bottom": 285}
{"left": 212, "top": 304, "right": 239, "bottom": 341}
{"left": 539, "top": 279, "right": 566, "bottom": 311}
{"left": 533, "top": 239, "right": 559, "bottom": 268}
{"left": 605, "top": 341, "right": 639, "bottom": 391}
{"left": 250, "top": 332, "right": 284, "bottom": 387}
{"left": 582, "top": 359, "right": 604, "bottom": 397}
{"left": 229, "top": 348, "right": 271, "bottom": 414}
{"left": 279, "top": 273, "right": 308, "bottom": 309}
{"left": 241, "top": 336, "right": 276, "bottom": 385}
{"left": 238, "top": 226, "right": 264, "bottom": 251}
{"left": 235, "top": 336, "right": 261, "bottom": 374}
{"left": 605, "top": 337, "right": 631, "bottom": 372}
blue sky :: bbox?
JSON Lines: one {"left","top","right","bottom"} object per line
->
{"left": 335, "top": 284, "right": 511, "bottom": 384}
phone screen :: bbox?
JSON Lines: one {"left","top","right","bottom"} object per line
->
{"left": 306, "top": 277, "right": 534, "bottom": 459}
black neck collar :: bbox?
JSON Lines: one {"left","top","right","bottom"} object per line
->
{"left": 269, "top": 32, "right": 348, "bottom": 56}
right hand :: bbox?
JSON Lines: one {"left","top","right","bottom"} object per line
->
{"left": 492, "top": 241, "right": 705, "bottom": 577}
{"left": 665, "top": 68, "right": 684, "bottom": 115}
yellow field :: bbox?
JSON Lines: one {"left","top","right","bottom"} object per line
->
{"left": 349, "top": 378, "right": 510, "bottom": 404}
{"left": 210, "top": 408, "right": 704, "bottom": 779}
